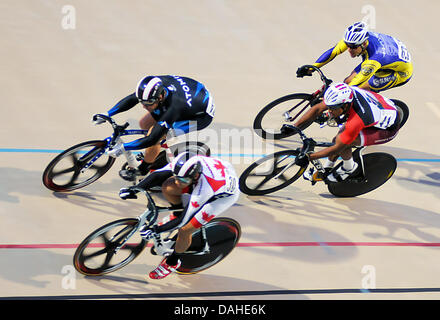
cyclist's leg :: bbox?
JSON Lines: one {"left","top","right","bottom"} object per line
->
{"left": 358, "top": 126, "right": 399, "bottom": 146}
{"left": 139, "top": 112, "right": 161, "bottom": 163}
{"left": 175, "top": 192, "right": 240, "bottom": 254}
{"left": 367, "top": 63, "right": 413, "bottom": 92}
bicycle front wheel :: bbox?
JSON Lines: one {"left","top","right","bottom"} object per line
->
{"left": 176, "top": 218, "right": 241, "bottom": 275}
{"left": 73, "top": 218, "right": 147, "bottom": 276}
{"left": 253, "top": 93, "right": 314, "bottom": 140}
{"left": 239, "top": 150, "right": 307, "bottom": 195}
{"left": 42, "top": 140, "right": 115, "bottom": 192}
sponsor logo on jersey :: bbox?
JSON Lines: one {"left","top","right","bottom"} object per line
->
{"left": 172, "top": 75, "right": 193, "bottom": 107}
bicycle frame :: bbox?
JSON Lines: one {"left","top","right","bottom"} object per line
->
{"left": 279, "top": 124, "right": 367, "bottom": 181}
{"left": 79, "top": 114, "right": 178, "bottom": 175}
{"left": 112, "top": 188, "right": 210, "bottom": 257}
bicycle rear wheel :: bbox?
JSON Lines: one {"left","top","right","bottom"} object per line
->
{"left": 73, "top": 218, "right": 147, "bottom": 276}
{"left": 176, "top": 218, "right": 241, "bottom": 275}
{"left": 42, "top": 140, "right": 115, "bottom": 192}
{"left": 390, "top": 99, "right": 409, "bottom": 129}
{"left": 239, "top": 150, "right": 307, "bottom": 195}
{"left": 327, "top": 152, "right": 397, "bottom": 197}
{"left": 253, "top": 93, "right": 314, "bottom": 140}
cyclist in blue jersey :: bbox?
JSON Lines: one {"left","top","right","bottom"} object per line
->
{"left": 297, "top": 22, "right": 413, "bottom": 92}
{"left": 92, "top": 75, "right": 215, "bottom": 181}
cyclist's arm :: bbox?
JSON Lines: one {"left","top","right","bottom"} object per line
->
{"left": 308, "top": 135, "right": 347, "bottom": 160}
{"left": 293, "top": 101, "right": 328, "bottom": 128}
{"left": 107, "top": 93, "right": 139, "bottom": 117}
{"left": 309, "top": 117, "right": 363, "bottom": 160}
{"left": 123, "top": 108, "right": 180, "bottom": 151}
{"left": 312, "top": 39, "right": 348, "bottom": 68}
{"left": 137, "top": 167, "right": 173, "bottom": 190}
{"left": 348, "top": 59, "right": 381, "bottom": 87}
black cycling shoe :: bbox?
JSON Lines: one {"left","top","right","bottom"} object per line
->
{"left": 119, "top": 167, "right": 144, "bottom": 182}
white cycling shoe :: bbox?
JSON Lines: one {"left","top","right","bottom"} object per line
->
{"left": 326, "top": 162, "right": 359, "bottom": 183}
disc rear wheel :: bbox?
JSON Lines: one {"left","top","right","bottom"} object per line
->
{"left": 176, "top": 218, "right": 241, "bottom": 274}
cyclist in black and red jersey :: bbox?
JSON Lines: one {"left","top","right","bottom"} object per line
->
{"left": 292, "top": 82, "right": 401, "bottom": 183}
{"left": 92, "top": 75, "right": 215, "bottom": 181}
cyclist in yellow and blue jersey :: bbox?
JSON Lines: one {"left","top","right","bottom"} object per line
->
{"left": 297, "top": 22, "right": 413, "bottom": 92}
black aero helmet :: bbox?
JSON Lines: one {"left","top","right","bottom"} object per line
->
{"left": 171, "top": 152, "right": 202, "bottom": 180}
{"left": 135, "top": 76, "right": 167, "bottom": 105}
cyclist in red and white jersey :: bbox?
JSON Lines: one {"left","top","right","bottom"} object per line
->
{"left": 293, "top": 82, "right": 401, "bottom": 182}
{"left": 119, "top": 152, "right": 240, "bottom": 279}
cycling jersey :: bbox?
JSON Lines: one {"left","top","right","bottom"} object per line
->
{"left": 107, "top": 75, "right": 215, "bottom": 150}
{"left": 337, "top": 87, "right": 399, "bottom": 145}
{"left": 138, "top": 156, "right": 239, "bottom": 231}
{"left": 313, "top": 32, "right": 413, "bottom": 91}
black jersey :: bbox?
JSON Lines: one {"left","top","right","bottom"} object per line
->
{"left": 107, "top": 75, "right": 214, "bottom": 151}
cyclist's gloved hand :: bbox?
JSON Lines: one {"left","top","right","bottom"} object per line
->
{"left": 119, "top": 187, "right": 138, "bottom": 200}
{"left": 295, "top": 152, "right": 310, "bottom": 167}
{"left": 296, "top": 65, "right": 314, "bottom": 78}
{"left": 108, "top": 143, "right": 125, "bottom": 158}
{"left": 92, "top": 114, "right": 106, "bottom": 125}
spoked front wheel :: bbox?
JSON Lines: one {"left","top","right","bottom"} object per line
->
{"left": 176, "top": 218, "right": 241, "bottom": 275}
{"left": 253, "top": 93, "right": 314, "bottom": 140}
{"left": 327, "top": 152, "right": 397, "bottom": 197}
{"left": 42, "top": 140, "right": 115, "bottom": 192}
{"left": 239, "top": 150, "right": 308, "bottom": 195}
{"left": 73, "top": 218, "right": 147, "bottom": 276}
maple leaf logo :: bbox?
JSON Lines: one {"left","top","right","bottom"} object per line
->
{"left": 201, "top": 211, "right": 215, "bottom": 222}
{"left": 191, "top": 201, "right": 200, "bottom": 208}
{"left": 213, "top": 160, "right": 226, "bottom": 177}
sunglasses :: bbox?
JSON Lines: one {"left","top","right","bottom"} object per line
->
{"left": 175, "top": 176, "right": 192, "bottom": 184}
{"left": 140, "top": 98, "right": 159, "bottom": 107}
{"left": 345, "top": 42, "right": 360, "bottom": 49}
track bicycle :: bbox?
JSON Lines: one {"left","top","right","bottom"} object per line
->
{"left": 42, "top": 114, "right": 210, "bottom": 192}
{"left": 253, "top": 65, "right": 409, "bottom": 140}
{"left": 239, "top": 125, "right": 399, "bottom": 197}
{"left": 73, "top": 187, "right": 241, "bottom": 276}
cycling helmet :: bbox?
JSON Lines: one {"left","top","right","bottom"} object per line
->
{"left": 324, "top": 83, "right": 354, "bottom": 109}
{"left": 344, "top": 22, "right": 369, "bottom": 46}
{"left": 135, "top": 76, "right": 167, "bottom": 105}
{"left": 171, "top": 152, "right": 202, "bottom": 182}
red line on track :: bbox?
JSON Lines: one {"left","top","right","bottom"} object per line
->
{"left": 1, "top": 242, "right": 440, "bottom": 249}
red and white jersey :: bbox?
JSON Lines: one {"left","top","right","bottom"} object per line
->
{"left": 339, "top": 87, "right": 398, "bottom": 145}
{"left": 185, "top": 156, "right": 238, "bottom": 221}
{"left": 157, "top": 155, "right": 239, "bottom": 229}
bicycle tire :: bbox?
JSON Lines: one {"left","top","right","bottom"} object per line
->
{"left": 175, "top": 217, "right": 241, "bottom": 275}
{"left": 42, "top": 140, "right": 115, "bottom": 192}
{"left": 73, "top": 218, "right": 147, "bottom": 276}
{"left": 390, "top": 99, "right": 409, "bottom": 129}
{"left": 239, "top": 150, "right": 308, "bottom": 195}
{"left": 327, "top": 152, "right": 397, "bottom": 197}
{"left": 253, "top": 93, "right": 314, "bottom": 140}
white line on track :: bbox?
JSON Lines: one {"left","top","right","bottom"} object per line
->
{"left": 426, "top": 102, "right": 440, "bottom": 119}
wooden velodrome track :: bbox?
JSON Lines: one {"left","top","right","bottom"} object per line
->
{"left": 1, "top": 0, "right": 439, "bottom": 300}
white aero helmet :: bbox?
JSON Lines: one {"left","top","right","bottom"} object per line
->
{"left": 324, "top": 83, "right": 354, "bottom": 109}
{"left": 344, "top": 22, "right": 369, "bottom": 45}
{"left": 171, "top": 152, "right": 202, "bottom": 181}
